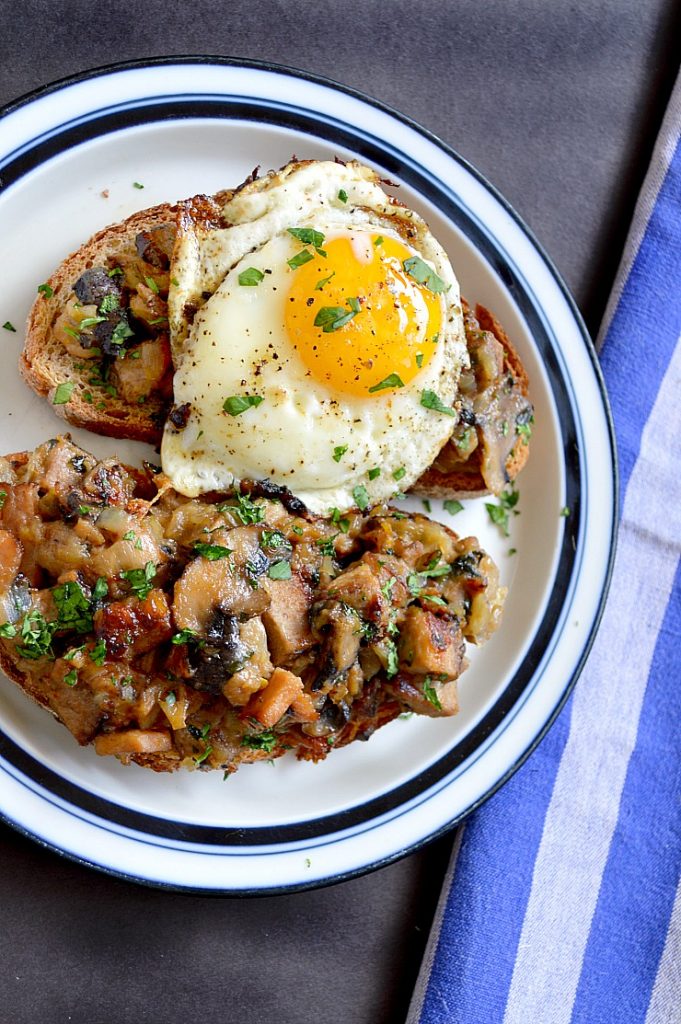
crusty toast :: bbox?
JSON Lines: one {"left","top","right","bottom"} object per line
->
{"left": 0, "top": 436, "right": 505, "bottom": 773}
{"left": 412, "top": 302, "right": 533, "bottom": 498}
{"left": 21, "top": 203, "right": 178, "bottom": 445}
{"left": 20, "top": 187, "right": 532, "bottom": 497}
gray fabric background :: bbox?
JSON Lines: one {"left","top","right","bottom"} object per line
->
{"left": 0, "top": 2, "right": 678, "bottom": 1022}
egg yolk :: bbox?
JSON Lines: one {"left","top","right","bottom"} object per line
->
{"left": 284, "top": 233, "right": 442, "bottom": 397}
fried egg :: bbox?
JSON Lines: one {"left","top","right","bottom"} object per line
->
{"left": 162, "top": 160, "right": 467, "bottom": 513}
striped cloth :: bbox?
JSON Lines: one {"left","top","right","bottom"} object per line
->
{"left": 408, "top": 70, "right": 681, "bottom": 1024}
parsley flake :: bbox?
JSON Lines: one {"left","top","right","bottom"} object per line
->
{"left": 368, "top": 372, "right": 404, "bottom": 393}
{"left": 120, "top": 562, "right": 156, "bottom": 600}
{"left": 37, "top": 283, "right": 54, "bottom": 298}
{"left": 402, "top": 256, "right": 446, "bottom": 293}
{"left": 3, "top": 321, "right": 16, "bottom": 332}
{"left": 422, "top": 676, "right": 442, "bottom": 709}
{"left": 314, "top": 270, "right": 336, "bottom": 291}
{"left": 287, "top": 250, "right": 314, "bottom": 270}
{"left": 333, "top": 444, "right": 348, "bottom": 463}
{"left": 53, "top": 382, "right": 74, "bottom": 405}
{"left": 353, "top": 484, "right": 370, "bottom": 510}
{"left": 238, "top": 267, "right": 265, "bottom": 286}
{"left": 420, "top": 390, "right": 455, "bottom": 416}
{"left": 241, "top": 730, "right": 277, "bottom": 753}
{"left": 287, "top": 227, "right": 326, "bottom": 256}
{"left": 193, "top": 542, "right": 233, "bottom": 561}
{"left": 314, "top": 297, "right": 360, "bottom": 333}
{"left": 223, "top": 394, "right": 264, "bottom": 416}
{"left": 444, "top": 499, "right": 463, "bottom": 516}
{"left": 268, "top": 561, "right": 292, "bottom": 581}
{"left": 63, "top": 669, "right": 78, "bottom": 688}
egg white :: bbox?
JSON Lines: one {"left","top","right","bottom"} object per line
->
{"left": 162, "top": 161, "right": 468, "bottom": 513}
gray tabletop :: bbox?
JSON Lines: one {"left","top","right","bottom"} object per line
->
{"left": 0, "top": 2, "right": 678, "bottom": 1022}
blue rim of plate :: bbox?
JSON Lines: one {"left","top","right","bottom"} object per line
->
{"left": 0, "top": 57, "right": 617, "bottom": 892}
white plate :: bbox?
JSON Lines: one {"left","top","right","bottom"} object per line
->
{"left": 0, "top": 58, "right": 616, "bottom": 893}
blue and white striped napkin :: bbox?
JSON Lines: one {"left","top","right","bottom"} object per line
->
{"left": 408, "top": 69, "right": 681, "bottom": 1024}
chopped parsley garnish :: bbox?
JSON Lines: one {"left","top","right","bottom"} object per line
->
{"left": 420, "top": 390, "right": 455, "bottom": 416}
{"left": 287, "top": 250, "right": 314, "bottom": 270}
{"left": 120, "top": 562, "right": 156, "bottom": 600}
{"left": 107, "top": 267, "right": 124, "bottom": 277}
{"left": 516, "top": 421, "right": 533, "bottom": 442}
{"left": 144, "top": 275, "right": 160, "bottom": 294}
{"left": 89, "top": 638, "right": 107, "bottom": 666}
{"left": 268, "top": 560, "right": 292, "bottom": 581}
{"left": 37, "top": 283, "right": 54, "bottom": 298}
{"left": 314, "top": 297, "right": 360, "bottom": 333}
{"left": 560, "top": 506, "right": 570, "bottom": 517}
{"left": 133, "top": 181, "right": 144, "bottom": 189}
{"left": 316, "top": 535, "right": 337, "bottom": 557}
{"left": 373, "top": 236, "right": 384, "bottom": 247}
{"left": 314, "top": 270, "right": 336, "bottom": 291}
{"left": 3, "top": 321, "right": 16, "bottom": 332}
{"left": 422, "top": 552, "right": 452, "bottom": 578}
{"left": 171, "top": 629, "right": 198, "bottom": 645}
{"left": 402, "top": 256, "right": 446, "bottom": 294}
{"left": 368, "top": 372, "right": 404, "bottom": 393}
{"left": 485, "top": 486, "right": 520, "bottom": 537}
{"left": 223, "top": 493, "right": 266, "bottom": 526}
{"left": 0, "top": 623, "right": 17, "bottom": 638}
{"left": 287, "top": 227, "right": 326, "bottom": 256}
{"left": 332, "top": 444, "right": 348, "bottom": 463}
{"left": 238, "top": 267, "right": 265, "bottom": 286}
{"left": 110, "top": 320, "right": 135, "bottom": 349}
{"left": 415, "top": 353, "right": 424, "bottom": 368}
{"left": 456, "top": 428, "right": 473, "bottom": 451}
{"left": 193, "top": 542, "right": 233, "bottom": 561}
{"left": 223, "top": 394, "right": 264, "bottom": 416}
{"left": 63, "top": 669, "right": 78, "bottom": 688}
{"left": 337, "top": 188, "right": 348, "bottom": 203}
{"left": 241, "top": 730, "right": 277, "bottom": 753}
{"left": 122, "top": 530, "right": 136, "bottom": 542}
{"left": 0, "top": 491, "right": 6, "bottom": 508}
{"left": 422, "top": 676, "right": 442, "bottom": 709}
{"left": 260, "top": 530, "right": 290, "bottom": 551}
{"left": 98, "top": 294, "right": 119, "bottom": 314}
{"left": 52, "top": 580, "right": 93, "bottom": 634}
{"left": 393, "top": 466, "right": 406, "bottom": 481}
{"left": 92, "top": 577, "right": 109, "bottom": 602}
{"left": 368, "top": 467, "right": 381, "bottom": 480}
{"left": 422, "top": 499, "right": 432, "bottom": 513}
{"left": 353, "top": 484, "right": 370, "bottom": 510}
{"left": 444, "top": 499, "right": 463, "bottom": 516}
{"left": 18, "top": 610, "right": 55, "bottom": 660}
{"left": 53, "top": 382, "right": 74, "bottom": 405}
{"left": 385, "top": 639, "right": 399, "bottom": 678}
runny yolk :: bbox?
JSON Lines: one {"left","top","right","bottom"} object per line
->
{"left": 284, "top": 233, "right": 442, "bottom": 397}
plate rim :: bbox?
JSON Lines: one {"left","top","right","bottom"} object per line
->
{"left": 0, "top": 55, "right": 619, "bottom": 894}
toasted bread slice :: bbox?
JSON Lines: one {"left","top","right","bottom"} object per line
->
{"left": 412, "top": 302, "right": 533, "bottom": 498}
{"left": 20, "top": 188, "right": 532, "bottom": 497}
{"left": 20, "top": 203, "right": 181, "bottom": 445}
{"left": 0, "top": 436, "right": 505, "bottom": 773}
